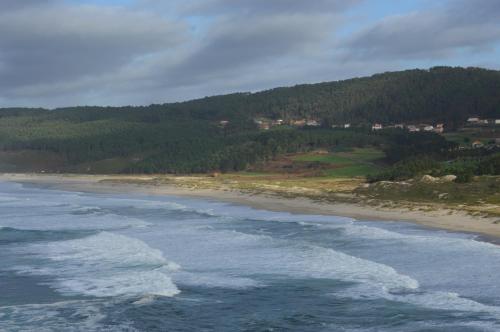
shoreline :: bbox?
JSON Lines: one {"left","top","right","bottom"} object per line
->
{"left": 1, "top": 173, "right": 500, "bottom": 240}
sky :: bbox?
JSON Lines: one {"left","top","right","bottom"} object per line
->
{"left": 0, "top": 0, "right": 499, "bottom": 108}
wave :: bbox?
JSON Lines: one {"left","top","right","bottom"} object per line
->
{"left": 294, "top": 244, "right": 419, "bottom": 291}
{"left": 0, "top": 226, "right": 91, "bottom": 245}
{"left": 175, "top": 271, "right": 263, "bottom": 289}
{"left": 0, "top": 300, "right": 138, "bottom": 332}
{"left": 1, "top": 209, "right": 152, "bottom": 231}
{"left": 313, "top": 221, "right": 500, "bottom": 257}
{"left": 14, "top": 232, "right": 181, "bottom": 298}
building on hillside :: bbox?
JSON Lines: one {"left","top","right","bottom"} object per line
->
{"left": 254, "top": 119, "right": 271, "bottom": 130}
{"left": 472, "top": 140, "right": 484, "bottom": 148}
{"left": 495, "top": 119, "right": 500, "bottom": 125}
{"left": 344, "top": 123, "right": 351, "bottom": 128}
{"left": 259, "top": 122, "right": 270, "bottom": 130}
{"left": 467, "top": 117, "right": 480, "bottom": 123}
{"left": 272, "top": 119, "right": 284, "bottom": 126}
{"left": 219, "top": 120, "right": 229, "bottom": 127}
{"left": 423, "top": 125, "right": 434, "bottom": 132}
{"left": 372, "top": 123, "right": 383, "bottom": 130}
{"left": 306, "top": 119, "right": 320, "bottom": 127}
{"left": 434, "top": 124, "right": 444, "bottom": 133}
{"left": 407, "top": 125, "right": 419, "bottom": 132}
{"left": 291, "top": 119, "right": 306, "bottom": 127}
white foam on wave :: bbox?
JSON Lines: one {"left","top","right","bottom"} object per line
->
{"left": 0, "top": 300, "right": 137, "bottom": 332}
{"left": 16, "top": 232, "right": 181, "bottom": 298}
{"left": 398, "top": 291, "right": 500, "bottom": 315}
{"left": 291, "top": 244, "right": 419, "bottom": 291}
{"left": 153, "top": 221, "right": 500, "bottom": 318}
{"left": 92, "top": 196, "right": 188, "bottom": 212}
{"left": 0, "top": 195, "right": 21, "bottom": 203}
{"left": 2, "top": 209, "right": 152, "bottom": 231}
{"left": 154, "top": 223, "right": 419, "bottom": 293}
{"left": 321, "top": 222, "right": 500, "bottom": 269}
{"left": 335, "top": 283, "right": 500, "bottom": 317}
{"left": 175, "top": 271, "right": 263, "bottom": 289}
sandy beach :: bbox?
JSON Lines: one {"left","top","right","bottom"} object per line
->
{"left": 1, "top": 173, "right": 500, "bottom": 239}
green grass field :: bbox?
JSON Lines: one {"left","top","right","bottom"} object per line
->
{"left": 292, "top": 148, "right": 385, "bottom": 178}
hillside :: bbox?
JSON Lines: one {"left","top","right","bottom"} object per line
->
{"left": 0, "top": 66, "right": 499, "bottom": 174}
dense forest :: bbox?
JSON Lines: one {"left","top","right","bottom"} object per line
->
{"left": 0, "top": 66, "right": 499, "bottom": 175}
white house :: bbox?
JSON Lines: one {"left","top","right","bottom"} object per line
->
{"left": 372, "top": 123, "right": 383, "bottom": 130}
{"left": 423, "top": 125, "right": 434, "bottom": 132}
{"left": 306, "top": 120, "right": 320, "bottom": 126}
{"left": 472, "top": 140, "right": 484, "bottom": 149}
{"left": 407, "top": 125, "right": 419, "bottom": 132}
{"left": 434, "top": 124, "right": 444, "bottom": 133}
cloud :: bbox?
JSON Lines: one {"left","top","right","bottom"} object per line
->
{"left": 162, "top": 14, "right": 336, "bottom": 87}
{"left": 184, "top": 0, "right": 363, "bottom": 15}
{"left": 340, "top": 0, "right": 500, "bottom": 60}
{"left": 0, "top": 0, "right": 55, "bottom": 10}
{"left": 0, "top": 0, "right": 499, "bottom": 108}
{"left": 0, "top": 2, "right": 187, "bottom": 98}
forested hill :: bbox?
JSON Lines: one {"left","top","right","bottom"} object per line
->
{"left": 0, "top": 66, "right": 499, "bottom": 174}
{"left": 3, "top": 66, "right": 500, "bottom": 125}
{"left": 177, "top": 66, "right": 500, "bottom": 127}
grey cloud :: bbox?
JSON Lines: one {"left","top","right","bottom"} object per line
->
{"left": 0, "top": 0, "right": 55, "bottom": 10}
{"left": 0, "top": 0, "right": 499, "bottom": 108}
{"left": 184, "top": 0, "right": 363, "bottom": 15}
{"left": 164, "top": 14, "right": 335, "bottom": 86}
{"left": 0, "top": 3, "right": 187, "bottom": 95}
{"left": 341, "top": 0, "right": 500, "bottom": 60}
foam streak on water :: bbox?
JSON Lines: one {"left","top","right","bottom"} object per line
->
{"left": 1, "top": 180, "right": 500, "bottom": 331}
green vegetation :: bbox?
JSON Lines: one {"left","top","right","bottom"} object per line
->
{"left": 0, "top": 66, "right": 499, "bottom": 175}
{"left": 368, "top": 152, "right": 500, "bottom": 183}
{"left": 292, "top": 148, "right": 385, "bottom": 178}
{"left": 358, "top": 176, "right": 500, "bottom": 209}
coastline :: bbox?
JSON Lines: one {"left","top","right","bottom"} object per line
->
{"left": 1, "top": 173, "right": 500, "bottom": 240}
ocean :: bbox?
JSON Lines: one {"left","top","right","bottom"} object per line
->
{"left": 0, "top": 181, "right": 499, "bottom": 331}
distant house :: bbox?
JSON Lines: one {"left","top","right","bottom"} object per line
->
{"left": 496, "top": 119, "right": 500, "bottom": 125}
{"left": 472, "top": 140, "right": 484, "bottom": 148}
{"left": 306, "top": 120, "right": 320, "bottom": 127}
{"left": 434, "top": 123, "right": 444, "bottom": 133}
{"left": 407, "top": 125, "right": 419, "bottom": 132}
{"left": 344, "top": 123, "right": 351, "bottom": 128}
{"left": 272, "top": 119, "right": 284, "bottom": 126}
{"left": 423, "top": 125, "right": 434, "bottom": 132}
{"left": 292, "top": 119, "right": 306, "bottom": 127}
{"left": 477, "top": 119, "right": 489, "bottom": 125}
{"left": 372, "top": 123, "right": 383, "bottom": 130}
{"left": 259, "top": 122, "right": 270, "bottom": 130}
{"left": 467, "top": 117, "right": 480, "bottom": 123}
{"left": 219, "top": 120, "right": 229, "bottom": 127}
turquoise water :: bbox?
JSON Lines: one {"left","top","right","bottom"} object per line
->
{"left": 1, "top": 181, "right": 500, "bottom": 331}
